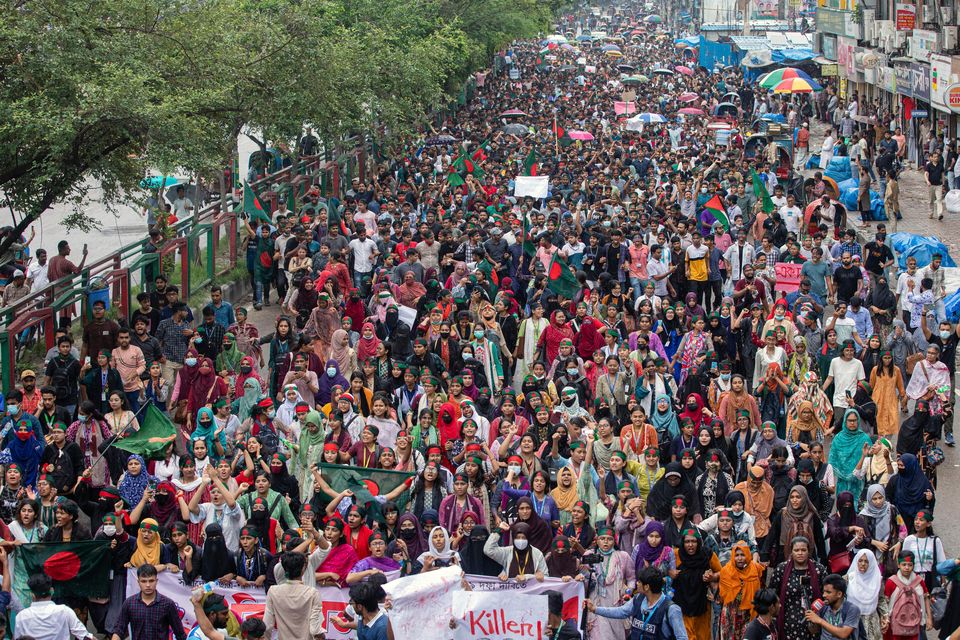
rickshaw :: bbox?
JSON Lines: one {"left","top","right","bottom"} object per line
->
{"left": 744, "top": 134, "right": 794, "bottom": 178}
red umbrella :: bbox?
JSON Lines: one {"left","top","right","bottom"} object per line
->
{"left": 678, "top": 92, "right": 698, "bottom": 102}
{"left": 499, "top": 109, "right": 529, "bottom": 117}
{"left": 678, "top": 107, "right": 705, "bottom": 115}
{"left": 675, "top": 65, "right": 694, "bottom": 76}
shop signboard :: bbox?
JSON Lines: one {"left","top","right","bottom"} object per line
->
{"left": 946, "top": 84, "right": 960, "bottom": 113}
{"left": 930, "top": 54, "right": 954, "bottom": 110}
{"left": 896, "top": 2, "right": 916, "bottom": 30}
{"left": 895, "top": 64, "right": 914, "bottom": 98}
{"left": 912, "top": 62, "right": 931, "bottom": 102}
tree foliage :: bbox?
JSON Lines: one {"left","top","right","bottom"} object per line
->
{"left": 0, "top": 0, "right": 556, "bottom": 252}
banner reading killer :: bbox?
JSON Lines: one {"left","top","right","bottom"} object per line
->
{"left": 128, "top": 569, "right": 585, "bottom": 639}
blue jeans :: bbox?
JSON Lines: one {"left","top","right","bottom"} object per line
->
{"left": 125, "top": 391, "right": 141, "bottom": 416}
{"left": 354, "top": 270, "right": 372, "bottom": 297}
{"left": 629, "top": 277, "right": 645, "bottom": 307}
{"left": 254, "top": 280, "right": 266, "bottom": 305}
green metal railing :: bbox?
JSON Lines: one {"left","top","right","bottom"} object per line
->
{"left": 0, "top": 148, "right": 367, "bottom": 391}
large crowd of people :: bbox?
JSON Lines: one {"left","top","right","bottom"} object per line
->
{"left": 2, "top": 1, "right": 960, "bottom": 639}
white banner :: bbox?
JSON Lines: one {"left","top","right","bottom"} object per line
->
{"left": 514, "top": 176, "right": 550, "bottom": 198}
{"left": 452, "top": 591, "right": 548, "bottom": 640}
{"left": 382, "top": 566, "right": 463, "bottom": 640}
{"left": 129, "top": 569, "right": 586, "bottom": 639}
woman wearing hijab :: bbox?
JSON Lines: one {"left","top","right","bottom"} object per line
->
{"left": 870, "top": 350, "right": 907, "bottom": 437}
{"left": 826, "top": 491, "right": 871, "bottom": 573}
{"left": 356, "top": 322, "right": 382, "bottom": 363}
{"left": 512, "top": 496, "right": 554, "bottom": 555}
{"left": 846, "top": 549, "right": 885, "bottom": 640}
{"left": 0, "top": 423, "right": 43, "bottom": 487}
{"left": 786, "top": 371, "right": 833, "bottom": 436}
{"left": 860, "top": 484, "right": 906, "bottom": 577}
{"left": 585, "top": 524, "right": 636, "bottom": 640}
{"left": 186, "top": 358, "right": 227, "bottom": 423}
{"left": 328, "top": 329, "right": 357, "bottom": 379}
{"left": 716, "top": 375, "right": 761, "bottom": 435}
{"left": 630, "top": 520, "right": 675, "bottom": 577}
{"left": 416, "top": 526, "right": 460, "bottom": 570}
{"left": 483, "top": 521, "right": 548, "bottom": 580}
{"left": 387, "top": 324, "right": 413, "bottom": 361}
{"left": 118, "top": 454, "right": 157, "bottom": 508}
{"left": 906, "top": 343, "right": 952, "bottom": 417}
{"left": 268, "top": 452, "right": 300, "bottom": 514}
{"left": 770, "top": 536, "right": 827, "bottom": 640}
{"left": 537, "top": 310, "right": 575, "bottom": 366}
{"left": 885, "top": 453, "right": 934, "bottom": 532}
{"left": 678, "top": 393, "right": 709, "bottom": 431}
{"left": 828, "top": 409, "right": 873, "bottom": 500}
{"left": 215, "top": 333, "right": 244, "bottom": 383}
{"left": 897, "top": 400, "right": 934, "bottom": 457}
{"left": 673, "top": 528, "right": 722, "bottom": 640}
{"left": 161, "top": 521, "right": 201, "bottom": 582}
{"left": 317, "top": 359, "right": 349, "bottom": 406}
{"left": 394, "top": 512, "right": 427, "bottom": 565}
{"left": 191, "top": 407, "right": 227, "bottom": 462}
{"left": 786, "top": 400, "right": 825, "bottom": 454}
{"left": 201, "top": 523, "right": 235, "bottom": 583}
{"left": 646, "top": 462, "right": 700, "bottom": 521}
{"left": 651, "top": 393, "right": 681, "bottom": 446}
{"left": 718, "top": 540, "right": 764, "bottom": 640}
{"left": 754, "top": 362, "right": 793, "bottom": 437}
{"left": 765, "top": 485, "right": 826, "bottom": 566}
{"left": 128, "top": 518, "right": 163, "bottom": 569}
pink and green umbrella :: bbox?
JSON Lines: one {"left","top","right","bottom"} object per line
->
{"left": 771, "top": 77, "right": 822, "bottom": 93}
{"left": 758, "top": 67, "right": 816, "bottom": 89}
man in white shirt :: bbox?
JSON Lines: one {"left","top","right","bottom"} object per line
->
{"left": 896, "top": 256, "right": 923, "bottom": 326}
{"left": 646, "top": 245, "right": 673, "bottom": 297}
{"left": 15, "top": 572, "right": 93, "bottom": 640}
{"left": 347, "top": 225, "right": 380, "bottom": 293}
{"left": 172, "top": 186, "right": 194, "bottom": 219}
{"left": 26, "top": 248, "right": 49, "bottom": 293}
{"left": 779, "top": 195, "right": 803, "bottom": 236}
{"left": 723, "top": 230, "right": 755, "bottom": 282}
{"left": 822, "top": 339, "right": 865, "bottom": 431}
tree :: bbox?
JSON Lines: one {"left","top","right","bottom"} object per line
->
{"left": 0, "top": 0, "right": 556, "bottom": 258}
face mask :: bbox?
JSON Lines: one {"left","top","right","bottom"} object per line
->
{"left": 6, "top": 405, "right": 18, "bottom": 416}
{"left": 327, "top": 367, "right": 337, "bottom": 377}
{"left": 16, "top": 432, "right": 30, "bottom": 442}
{"left": 720, "top": 373, "right": 731, "bottom": 380}
{"left": 78, "top": 414, "right": 89, "bottom": 422}
{"left": 194, "top": 337, "right": 203, "bottom": 345}
{"left": 567, "top": 368, "right": 579, "bottom": 377}
{"left": 199, "top": 420, "right": 213, "bottom": 429}
{"left": 563, "top": 397, "right": 576, "bottom": 407}
{"left": 240, "top": 366, "right": 252, "bottom": 374}
{"left": 513, "top": 539, "right": 529, "bottom": 551}
{"left": 102, "top": 524, "right": 117, "bottom": 537}
{"left": 509, "top": 465, "right": 522, "bottom": 475}
{"left": 941, "top": 330, "right": 952, "bottom": 339}
{"left": 267, "top": 409, "right": 276, "bottom": 419}
{"left": 731, "top": 506, "right": 744, "bottom": 516}
{"left": 185, "top": 358, "right": 198, "bottom": 367}
{"left": 774, "top": 312, "right": 784, "bottom": 321}
{"left": 399, "top": 528, "right": 417, "bottom": 540}
{"left": 687, "top": 403, "right": 697, "bottom": 411}
{"left": 474, "top": 330, "right": 485, "bottom": 339}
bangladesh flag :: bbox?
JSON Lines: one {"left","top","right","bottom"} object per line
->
{"left": 547, "top": 253, "right": 579, "bottom": 299}
{"left": 243, "top": 182, "right": 272, "bottom": 225}
{"left": 701, "top": 194, "right": 730, "bottom": 230}
{"left": 319, "top": 464, "right": 414, "bottom": 512}
{"left": 751, "top": 167, "right": 776, "bottom": 214}
{"left": 113, "top": 403, "right": 177, "bottom": 459}
{"left": 17, "top": 541, "right": 111, "bottom": 599}
{"left": 522, "top": 148, "right": 539, "bottom": 176}
{"left": 522, "top": 212, "right": 536, "bottom": 257}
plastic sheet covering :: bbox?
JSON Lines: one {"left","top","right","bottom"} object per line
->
{"left": 945, "top": 189, "right": 960, "bottom": 214}
{"left": 889, "top": 233, "right": 957, "bottom": 270}
{"left": 824, "top": 156, "right": 852, "bottom": 182}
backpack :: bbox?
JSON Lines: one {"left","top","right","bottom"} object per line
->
{"left": 889, "top": 573, "right": 924, "bottom": 636}
{"left": 48, "top": 358, "right": 73, "bottom": 402}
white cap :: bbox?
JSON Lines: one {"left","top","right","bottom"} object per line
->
{"left": 12, "top": 270, "right": 24, "bottom": 278}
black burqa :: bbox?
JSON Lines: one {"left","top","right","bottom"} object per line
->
{"left": 458, "top": 526, "right": 501, "bottom": 576}
{"left": 646, "top": 462, "right": 701, "bottom": 520}
{"left": 201, "top": 524, "right": 234, "bottom": 582}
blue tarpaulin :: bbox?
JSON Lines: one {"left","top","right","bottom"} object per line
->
{"left": 824, "top": 156, "right": 852, "bottom": 182}
{"left": 699, "top": 39, "right": 738, "bottom": 70}
{"left": 772, "top": 48, "right": 816, "bottom": 62}
{"left": 675, "top": 36, "right": 700, "bottom": 47}
{"left": 837, "top": 177, "right": 888, "bottom": 221}
{"left": 889, "top": 233, "right": 957, "bottom": 270}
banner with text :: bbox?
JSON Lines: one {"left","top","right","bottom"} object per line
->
{"left": 129, "top": 569, "right": 585, "bottom": 639}
{"left": 452, "top": 591, "right": 548, "bottom": 640}
{"left": 774, "top": 262, "right": 803, "bottom": 292}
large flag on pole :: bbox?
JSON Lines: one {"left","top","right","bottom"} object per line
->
{"left": 547, "top": 253, "right": 579, "bottom": 299}
{"left": 113, "top": 403, "right": 177, "bottom": 459}
{"left": 751, "top": 167, "right": 776, "bottom": 214}
{"left": 243, "top": 183, "right": 272, "bottom": 225}
{"left": 523, "top": 149, "right": 539, "bottom": 176}
{"left": 702, "top": 194, "right": 730, "bottom": 230}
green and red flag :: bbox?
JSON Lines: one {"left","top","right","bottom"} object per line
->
{"left": 523, "top": 148, "right": 539, "bottom": 176}
{"left": 113, "top": 403, "right": 177, "bottom": 459}
{"left": 702, "top": 194, "right": 730, "bottom": 230}
{"left": 751, "top": 167, "right": 776, "bottom": 214}
{"left": 243, "top": 182, "right": 272, "bottom": 225}
{"left": 522, "top": 212, "right": 536, "bottom": 257}
{"left": 319, "top": 464, "right": 415, "bottom": 512}
{"left": 17, "top": 541, "right": 111, "bottom": 599}
{"left": 547, "top": 253, "right": 579, "bottom": 299}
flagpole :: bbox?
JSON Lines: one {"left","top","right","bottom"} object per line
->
{"left": 554, "top": 111, "right": 559, "bottom": 157}
{"left": 86, "top": 400, "right": 152, "bottom": 471}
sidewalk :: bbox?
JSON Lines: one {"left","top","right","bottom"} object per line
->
{"left": 804, "top": 121, "right": 960, "bottom": 256}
